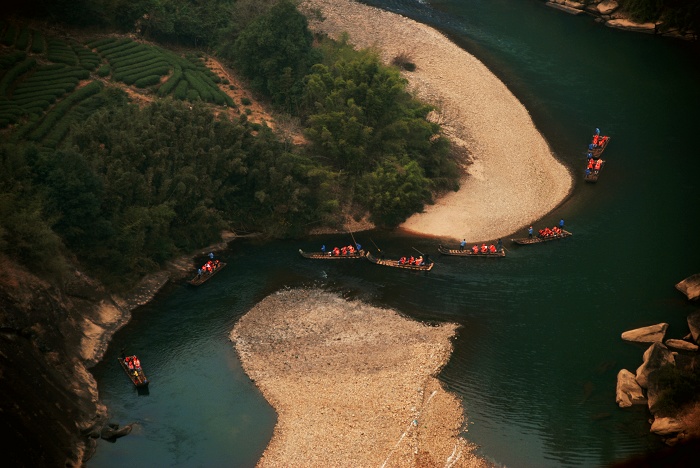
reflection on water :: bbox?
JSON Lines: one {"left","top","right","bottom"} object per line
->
{"left": 91, "top": 1, "right": 700, "bottom": 467}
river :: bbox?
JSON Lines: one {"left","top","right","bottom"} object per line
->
{"left": 88, "top": 1, "right": 700, "bottom": 467}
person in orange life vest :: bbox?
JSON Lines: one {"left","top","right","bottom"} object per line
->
{"left": 399, "top": 256, "right": 406, "bottom": 264}
{"left": 472, "top": 245, "right": 479, "bottom": 254}
{"left": 417, "top": 256, "right": 424, "bottom": 265}
{"left": 587, "top": 159, "right": 594, "bottom": 170}
{"left": 481, "top": 243, "right": 487, "bottom": 253}
{"left": 594, "top": 159, "right": 603, "bottom": 171}
{"left": 348, "top": 245, "right": 355, "bottom": 254}
{"left": 127, "top": 359, "right": 134, "bottom": 370}
{"left": 133, "top": 357, "right": 141, "bottom": 369}
{"left": 489, "top": 244, "right": 496, "bottom": 253}
{"left": 409, "top": 256, "right": 415, "bottom": 264}
{"left": 592, "top": 134, "right": 599, "bottom": 145}
{"left": 333, "top": 247, "right": 340, "bottom": 256}
{"left": 341, "top": 246, "right": 347, "bottom": 255}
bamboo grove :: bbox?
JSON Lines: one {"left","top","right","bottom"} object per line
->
{"left": 1, "top": 0, "right": 460, "bottom": 287}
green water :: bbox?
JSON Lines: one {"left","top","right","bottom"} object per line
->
{"left": 89, "top": 1, "right": 700, "bottom": 467}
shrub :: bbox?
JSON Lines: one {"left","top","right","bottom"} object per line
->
{"left": 15, "top": 27, "right": 30, "bottom": 51}
{"left": 157, "top": 67, "right": 182, "bottom": 96}
{"left": 241, "top": 97, "right": 251, "bottom": 106}
{"left": 95, "top": 38, "right": 133, "bottom": 53}
{"left": 392, "top": 51, "right": 416, "bottom": 72}
{"left": 119, "top": 66, "right": 170, "bottom": 85}
{"left": 97, "top": 65, "right": 110, "bottom": 77}
{"left": 86, "top": 37, "right": 117, "bottom": 49}
{"left": 134, "top": 75, "right": 162, "bottom": 88}
{"left": 1, "top": 23, "right": 17, "bottom": 46}
{"left": 173, "top": 80, "right": 188, "bottom": 100}
{"left": 186, "top": 89, "right": 200, "bottom": 101}
{"left": 0, "top": 58, "right": 36, "bottom": 95}
{"left": 30, "top": 30, "right": 45, "bottom": 53}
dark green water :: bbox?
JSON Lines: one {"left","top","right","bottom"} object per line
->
{"left": 89, "top": 1, "right": 700, "bottom": 467}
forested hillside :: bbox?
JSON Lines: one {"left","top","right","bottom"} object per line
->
{"left": 1, "top": 0, "right": 460, "bottom": 287}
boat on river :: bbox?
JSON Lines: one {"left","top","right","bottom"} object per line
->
{"left": 511, "top": 230, "right": 572, "bottom": 245}
{"left": 438, "top": 244, "right": 505, "bottom": 257}
{"left": 364, "top": 251, "right": 434, "bottom": 271}
{"left": 584, "top": 159, "right": 605, "bottom": 183}
{"left": 299, "top": 249, "right": 365, "bottom": 259}
{"left": 188, "top": 262, "right": 226, "bottom": 286}
{"left": 118, "top": 355, "right": 149, "bottom": 387}
{"left": 588, "top": 134, "right": 610, "bottom": 158}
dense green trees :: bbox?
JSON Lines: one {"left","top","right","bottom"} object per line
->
{"left": 228, "top": 0, "right": 318, "bottom": 112}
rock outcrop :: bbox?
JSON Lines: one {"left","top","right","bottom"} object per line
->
{"left": 616, "top": 369, "right": 647, "bottom": 408}
{"left": 688, "top": 310, "right": 700, "bottom": 342}
{"left": 651, "top": 417, "right": 686, "bottom": 437}
{"left": 621, "top": 323, "right": 669, "bottom": 343}
{"left": 665, "top": 339, "right": 699, "bottom": 352}
{"left": 635, "top": 342, "right": 675, "bottom": 389}
{"left": 596, "top": 0, "right": 619, "bottom": 15}
{"left": 676, "top": 273, "right": 700, "bottom": 301}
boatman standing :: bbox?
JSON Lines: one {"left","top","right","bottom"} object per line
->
{"left": 528, "top": 226, "right": 533, "bottom": 238}
{"left": 460, "top": 239, "right": 466, "bottom": 251}
{"left": 559, "top": 219, "right": 565, "bottom": 230}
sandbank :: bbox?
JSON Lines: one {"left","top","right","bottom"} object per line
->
{"left": 301, "top": 0, "right": 572, "bottom": 242}
{"left": 231, "top": 289, "right": 490, "bottom": 467}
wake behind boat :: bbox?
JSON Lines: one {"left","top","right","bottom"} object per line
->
{"left": 365, "top": 251, "right": 434, "bottom": 271}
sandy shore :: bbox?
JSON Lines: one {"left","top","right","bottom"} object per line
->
{"left": 301, "top": 0, "right": 572, "bottom": 242}
{"left": 231, "top": 289, "right": 490, "bottom": 467}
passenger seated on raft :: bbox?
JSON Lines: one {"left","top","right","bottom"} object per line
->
{"left": 480, "top": 243, "right": 488, "bottom": 253}
{"left": 472, "top": 245, "right": 479, "bottom": 254}
{"left": 489, "top": 244, "right": 497, "bottom": 253}
{"left": 399, "top": 256, "right": 407, "bottom": 265}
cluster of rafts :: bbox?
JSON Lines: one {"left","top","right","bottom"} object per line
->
{"left": 120, "top": 131, "right": 611, "bottom": 389}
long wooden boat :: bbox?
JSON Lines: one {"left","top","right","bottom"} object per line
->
{"left": 299, "top": 249, "right": 365, "bottom": 259}
{"left": 118, "top": 356, "right": 149, "bottom": 387}
{"left": 364, "top": 251, "right": 434, "bottom": 271}
{"left": 588, "top": 136, "right": 610, "bottom": 158}
{"left": 188, "top": 262, "right": 227, "bottom": 286}
{"left": 511, "top": 230, "right": 572, "bottom": 245}
{"left": 438, "top": 244, "right": 505, "bottom": 257}
{"left": 584, "top": 159, "right": 604, "bottom": 183}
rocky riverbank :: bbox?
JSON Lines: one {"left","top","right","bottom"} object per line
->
{"left": 231, "top": 289, "right": 491, "bottom": 467}
{"left": 545, "top": 0, "right": 697, "bottom": 40}
{"left": 616, "top": 274, "right": 700, "bottom": 445}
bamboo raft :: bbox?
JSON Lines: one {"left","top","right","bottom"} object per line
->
{"left": 188, "top": 262, "right": 226, "bottom": 286}
{"left": 585, "top": 159, "right": 605, "bottom": 183}
{"left": 118, "top": 356, "right": 149, "bottom": 387}
{"left": 588, "top": 135, "right": 610, "bottom": 158}
{"left": 364, "top": 251, "right": 434, "bottom": 271}
{"left": 299, "top": 249, "right": 365, "bottom": 259}
{"left": 511, "top": 230, "right": 572, "bottom": 245}
{"left": 438, "top": 244, "right": 505, "bottom": 257}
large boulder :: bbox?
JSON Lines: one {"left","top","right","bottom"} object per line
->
{"left": 688, "top": 310, "right": 700, "bottom": 342}
{"left": 597, "top": 0, "right": 619, "bottom": 15}
{"left": 605, "top": 18, "right": 657, "bottom": 34}
{"left": 676, "top": 273, "right": 700, "bottom": 301}
{"left": 650, "top": 416, "right": 685, "bottom": 437}
{"left": 665, "top": 339, "right": 698, "bottom": 352}
{"left": 621, "top": 323, "right": 669, "bottom": 343}
{"left": 636, "top": 342, "right": 675, "bottom": 389}
{"left": 616, "top": 369, "right": 647, "bottom": 408}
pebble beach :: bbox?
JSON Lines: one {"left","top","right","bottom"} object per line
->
{"left": 301, "top": 0, "right": 572, "bottom": 242}
{"left": 231, "top": 1, "right": 575, "bottom": 465}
